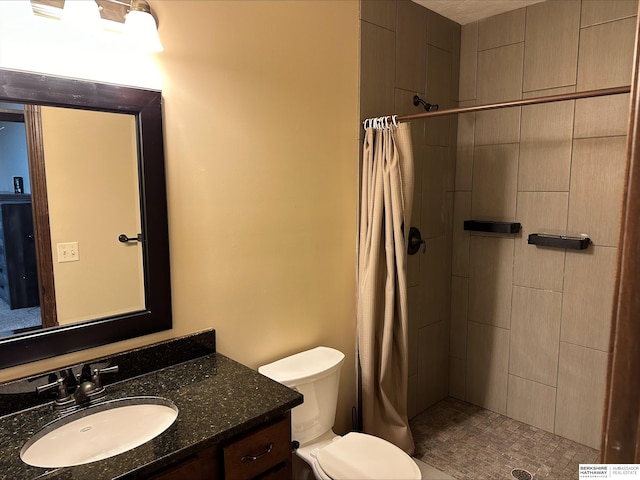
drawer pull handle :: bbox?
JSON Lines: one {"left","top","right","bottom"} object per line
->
{"left": 241, "top": 443, "right": 273, "bottom": 463}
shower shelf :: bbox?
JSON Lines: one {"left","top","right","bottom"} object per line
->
{"left": 528, "top": 234, "right": 591, "bottom": 250}
{"left": 463, "top": 220, "right": 521, "bottom": 234}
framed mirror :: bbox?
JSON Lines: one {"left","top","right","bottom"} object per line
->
{"left": 0, "top": 68, "right": 172, "bottom": 368}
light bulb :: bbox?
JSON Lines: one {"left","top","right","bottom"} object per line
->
{"left": 125, "top": 8, "right": 163, "bottom": 52}
{"left": 62, "top": 0, "right": 102, "bottom": 36}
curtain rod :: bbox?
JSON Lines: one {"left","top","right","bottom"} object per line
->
{"left": 395, "top": 85, "right": 631, "bottom": 122}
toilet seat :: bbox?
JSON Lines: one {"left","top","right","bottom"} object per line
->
{"left": 314, "top": 432, "right": 421, "bottom": 480}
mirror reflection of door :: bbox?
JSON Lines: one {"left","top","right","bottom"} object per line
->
{"left": 0, "top": 104, "right": 145, "bottom": 340}
{"left": 39, "top": 106, "right": 145, "bottom": 326}
{"left": 0, "top": 103, "right": 42, "bottom": 337}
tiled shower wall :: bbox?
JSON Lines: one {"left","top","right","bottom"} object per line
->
{"left": 359, "top": 1, "right": 460, "bottom": 418}
{"left": 450, "top": 0, "right": 637, "bottom": 450}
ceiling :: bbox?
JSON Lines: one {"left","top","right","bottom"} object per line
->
{"left": 412, "top": 0, "right": 546, "bottom": 25}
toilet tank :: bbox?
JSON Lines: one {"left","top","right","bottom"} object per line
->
{"left": 258, "top": 347, "right": 345, "bottom": 446}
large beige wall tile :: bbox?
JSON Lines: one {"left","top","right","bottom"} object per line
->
{"left": 574, "top": 94, "right": 631, "bottom": 139}
{"left": 510, "top": 286, "right": 562, "bottom": 386}
{"left": 409, "top": 145, "right": 425, "bottom": 287}
{"left": 408, "top": 373, "right": 418, "bottom": 419}
{"left": 452, "top": 192, "right": 471, "bottom": 277}
{"left": 417, "top": 320, "right": 450, "bottom": 411}
{"left": 427, "top": 8, "right": 456, "bottom": 51}
{"left": 360, "top": 0, "right": 396, "bottom": 30}
{"left": 447, "top": 127, "right": 458, "bottom": 192}
{"left": 518, "top": 101, "right": 574, "bottom": 191}
{"left": 408, "top": 285, "right": 421, "bottom": 377}
{"left": 513, "top": 192, "right": 568, "bottom": 292}
{"left": 451, "top": 23, "right": 461, "bottom": 104}
{"left": 427, "top": 45, "right": 453, "bottom": 109}
{"left": 507, "top": 375, "right": 556, "bottom": 433}
{"left": 420, "top": 235, "right": 449, "bottom": 327}
{"left": 522, "top": 85, "right": 576, "bottom": 99}
{"left": 581, "top": 0, "right": 638, "bottom": 27}
{"left": 422, "top": 146, "right": 448, "bottom": 237}
{"left": 396, "top": 89, "right": 427, "bottom": 146}
{"left": 475, "top": 108, "right": 521, "bottom": 146}
{"left": 459, "top": 22, "right": 478, "bottom": 102}
{"left": 555, "top": 342, "right": 608, "bottom": 449}
{"left": 450, "top": 275, "right": 468, "bottom": 359}
{"left": 466, "top": 321, "right": 509, "bottom": 414}
{"left": 471, "top": 144, "right": 518, "bottom": 221}
{"left": 425, "top": 116, "right": 451, "bottom": 148}
{"left": 561, "top": 246, "right": 617, "bottom": 352}
{"left": 449, "top": 356, "right": 466, "bottom": 400}
{"left": 568, "top": 136, "right": 627, "bottom": 247}
{"left": 396, "top": 0, "right": 427, "bottom": 92}
{"left": 408, "top": 239, "right": 420, "bottom": 286}
{"left": 469, "top": 236, "right": 514, "bottom": 329}
{"left": 577, "top": 17, "right": 636, "bottom": 90}
{"left": 425, "top": 46, "right": 453, "bottom": 146}
{"left": 523, "top": 0, "right": 580, "bottom": 91}
{"left": 477, "top": 43, "right": 524, "bottom": 102}
{"left": 478, "top": 8, "right": 525, "bottom": 51}
{"left": 360, "top": 22, "right": 395, "bottom": 119}
{"left": 456, "top": 110, "right": 475, "bottom": 191}
{"left": 444, "top": 192, "right": 454, "bottom": 262}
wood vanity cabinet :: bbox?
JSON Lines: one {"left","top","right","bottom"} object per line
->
{"left": 150, "top": 414, "right": 292, "bottom": 480}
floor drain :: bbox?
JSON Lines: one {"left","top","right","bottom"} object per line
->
{"left": 511, "top": 468, "right": 533, "bottom": 480}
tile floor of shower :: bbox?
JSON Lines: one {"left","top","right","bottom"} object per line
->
{"left": 411, "top": 397, "right": 599, "bottom": 480}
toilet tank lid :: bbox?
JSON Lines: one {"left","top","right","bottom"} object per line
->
{"left": 258, "top": 346, "right": 345, "bottom": 385}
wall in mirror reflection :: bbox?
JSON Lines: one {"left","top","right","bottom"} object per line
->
{"left": 41, "top": 107, "right": 145, "bottom": 325}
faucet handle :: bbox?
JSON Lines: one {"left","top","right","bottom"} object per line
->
{"left": 91, "top": 365, "right": 119, "bottom": 389}
{"left": 36, "top": 377, "right": 69, "bottom": 400}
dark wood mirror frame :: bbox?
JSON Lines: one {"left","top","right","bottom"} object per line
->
{"left": 0, "top": 68, "right": 172, "bottom": 368}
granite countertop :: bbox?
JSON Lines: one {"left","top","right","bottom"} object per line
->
{"left": 0, "top": 351, "right": 303, "bottom": 479}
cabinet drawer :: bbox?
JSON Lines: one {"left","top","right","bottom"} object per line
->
{"left": 223, "top": 415, "right": 291, "bottom": 480}
{"left": 150, "top": 444, "right": 221, "bottom": 480}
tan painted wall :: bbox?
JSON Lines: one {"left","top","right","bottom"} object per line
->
{"left": 41, "top": 107, "right": 144, "bottom": 324}
{"left": 1, "top": 0, "right": 360, "bottom": 434}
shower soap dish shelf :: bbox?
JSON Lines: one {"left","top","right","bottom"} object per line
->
{"left": 528, "top": 233, "right": 591, "bottom": 250}
{"left": 463, "top": 220, "right": 521, "bottom": 234}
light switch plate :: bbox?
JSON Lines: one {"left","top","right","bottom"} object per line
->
{"left": 57, "top": 242, "right": 79, "bottom": 262}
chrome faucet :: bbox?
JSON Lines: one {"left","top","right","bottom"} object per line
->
{"left": 37, "top": 364, "right": 119, "bottom": 410}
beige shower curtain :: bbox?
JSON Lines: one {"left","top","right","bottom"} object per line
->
{"left": 357, "top": 120, "right": 415, "bottom": 454}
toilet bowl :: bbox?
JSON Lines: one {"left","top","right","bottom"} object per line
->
{"left": 258, "top": 346, "right": 421, "bottom": 480}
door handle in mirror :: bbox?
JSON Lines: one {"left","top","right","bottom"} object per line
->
{"left": 118, "top": 234, "right": 143, "bottom": 243}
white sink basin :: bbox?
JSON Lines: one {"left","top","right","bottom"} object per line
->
{"left": 21, "top": 396, "right": 178, "bottom": 468}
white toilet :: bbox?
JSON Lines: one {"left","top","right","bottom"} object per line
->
{"left": 258, "top": 346, "right": 421, "bottom": 480}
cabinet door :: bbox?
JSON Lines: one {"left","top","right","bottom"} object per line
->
{"left": 223, "top": 414, "right": 292, "bottom": 480}
{"left": 150, "top": 444, "right": 221, "bottom": 480}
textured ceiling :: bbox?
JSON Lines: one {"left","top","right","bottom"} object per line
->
{"left": 412, "top": 0, "right": 546, "bottom": 25}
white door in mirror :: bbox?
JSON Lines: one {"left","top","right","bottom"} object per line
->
{"left": 21, "top": 397, "right": 178, "bottom": 468}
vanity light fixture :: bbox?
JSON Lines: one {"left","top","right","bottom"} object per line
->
{"left": 29, "top": 0, "right": 163, "bottom": 52}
